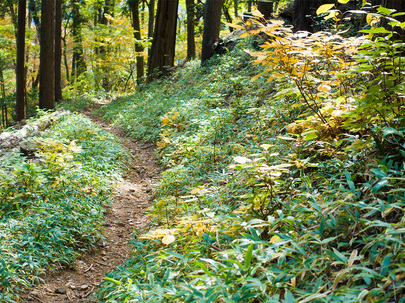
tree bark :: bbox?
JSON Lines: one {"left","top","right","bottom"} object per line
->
{"left": 201, "top": 0, "right": 223, "bottom": 65}
{"left": 129, "top": 0, "right": 144, "bottom": 82}
{"left": 71, "top": 0, "right": 86, "bottom": 80}
{"left": 292, "top": 0, "right": 322, "bottom": 32}
{"left": 148, "top": 0, "right": 155, "bottom": 58}
{"left": 39, "top": 0, "right": 55, "bottom": 110}
{"left": 100, "top": 0, "right": 111, "bottom": 90}
{"left": 55, "top": 0, "right": 62, "bottom": 102}
{"left": 186, "top": 0, "right": 196, "bottom": 60}
{"left": 16, "top": 0, "right": 26, "bottom": 121}
{"left": 147, "top": 0, "right": 179, "bottom": 81}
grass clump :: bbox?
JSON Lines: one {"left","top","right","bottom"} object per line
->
{"left": 0, "top": 112, "right": 128, "bottom": 302}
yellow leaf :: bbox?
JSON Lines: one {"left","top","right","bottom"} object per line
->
{"left": 251, "top": 10, "right": 264, "bottom": 18}
{"left": 317, "top": 83, "right": 331, "bottom": 92}
{"left": 250, "top": 71, "right": 267, "bottom": 81}
{"left": 240, "top": 32, "right": 250, "bottom": 38}
{"left": 270, "top": 235, "right": 281, "bottom": 244}
{"left": 223, "top": 21, "right": 245, "bottom": 29}
{"left": 324, "top": 11, "right": 339, "bottom": 21}
{"left": 316, "top": 4, "right": 334, "bottom": 15}
{"left": 338, "top": 0, "right": 350, "bottom": 3}
{"left": 162, "top": 234, "right": 175, "bottom": 245}
{"left": 366, "top": 14, "right": 372, "bottom": 25}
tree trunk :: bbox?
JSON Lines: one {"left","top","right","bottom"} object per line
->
{"left": 100, "top": 0, "right": 111, "bottom": 91}
{"left": 71, "top": 0, "right": 86, "bottom": 80}
{"left": 55, "top": 0, "right": 62, "bottom": 102}
{"left": 223, "top": 3, "right": 234, "bottom": 32}
{"left": 257, "top": 0, "right": 273, "bottom": 20}
{"left": 0, "top": 66, "right": 8, "bottom": 128}
{"left": 147, "top": 0, "right": 179, "bottom": 81}
{"left": 39, "top": 0, "right": 55, "bottom": 110}
{"left": 129, "top": 0, "right": 144, "bottom": 82}
{"left": 148, "top": 0, "right": 155, "bottom": 58}
{"left": 201, "top": 0, "right": 223, "bottom": 65}
{"left": 186, "top": 0, "right": 196, "bottom": 60}
{"left": 234, "top": 0, "right": 239, "bottom": 18}
{"left": 292, "top": 0, "right": 322, "bottom": 32}
{"left": 16, "top": 0, "right": 26, "bottom": 121}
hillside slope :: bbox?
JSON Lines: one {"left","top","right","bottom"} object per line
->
{"left": 94, "top": 33, "right": 405, "bottom": 302}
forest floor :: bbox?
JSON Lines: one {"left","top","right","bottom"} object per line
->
{"left": 20, "top": 103, "right": 161, "bottom": 302}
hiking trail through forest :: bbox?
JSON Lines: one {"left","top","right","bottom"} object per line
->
{"left": 20, "top": 102, "right": 161, "bottom": 302}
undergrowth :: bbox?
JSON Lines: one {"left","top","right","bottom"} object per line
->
{"left": 94, "top": 11, "right": 405, "bottom": 302}
{"left": 0, "top": 112, "right": 128, "bottom": 302}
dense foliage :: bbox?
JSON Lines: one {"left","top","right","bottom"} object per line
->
{"left": 0, "top": 112, "right": 127, "bottom": 302}
{"left": 94, "top": 11, "right": 405, "bottom": 303}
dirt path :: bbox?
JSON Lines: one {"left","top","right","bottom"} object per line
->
{"left": 20, "top": 105, "right": 160, "bottom": 302}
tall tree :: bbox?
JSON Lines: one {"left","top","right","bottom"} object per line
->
{"left": 16, "top": 0, "right": 26, "bottom": 121}
{"left": 71, "top": 0, "right": 86, "bottom": 80}
{"left": 99, "top": 0, "right": 111, "bottom": 90}
{"left": 147, "top": 0, "right": 155, "bottom": 58}
{"left": 147, "top": 0, "right": 179, "bottom": 81}
{"left": 186, "top": 0, "right": 196, "bottom": 60}
{"left": 201, "top": 0, "right": 223, "bottom": 65}
{"left": 39, "top": 0, "right": 55, "bottom": 109}
{"left": 55, "top": 0, "right": 62, "bottom": 102}
{"left": 292, "top": 0, "right": 322, "bottom": 32}
{"left": 129, "top": 0, "right": 144, "bottom": 82}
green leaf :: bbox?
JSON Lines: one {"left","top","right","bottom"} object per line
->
{"left": 244, "top": 244, "right": 254, "bottom": 269}
{"left": 373, "top": 179, "right": 388, "bottom": 193}
{"left": 317, "top": 4, "right": 334, "bottom": 15}
{"left": 360, "top": 27, "right": 392, "bottom": 34}
{"left": 326, "top": 248, "right": 348, "bottom": 264}
{"left": 105, "top": 277, "right": 122, "bottom": 285}
{"left": 380, "top": 253, "right": 392, "bottom": 276}
{"left": 377, "top": 6, "right": 395, "bottom": 15}
{"left": 338, "top": 0, "right": 350, "bottom": 3}
{"left": 284, "top": 290, "right": 295, "bottom": 303}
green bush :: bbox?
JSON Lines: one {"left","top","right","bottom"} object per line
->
{"left": 0, "top": 113, "right": 128, "bottom": 301}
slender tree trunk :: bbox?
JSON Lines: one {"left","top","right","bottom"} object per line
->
{"left": 186, "top": 0, "right": 196, "bottom": 60}
{"left": 234, "top": 0, "right": 238, "bottom": 18}
{"left": 223, "top": 4, "right": 233, "bottom": 32}
{"left": 148, "top": 0, "right": 155, "bottom": 58}
{"left": 25, "top": 7, "right": 31, "bottom": 112}
{"left": 62, "top": 34, "right": 70, "bottom": 83}
{"left": 0, "top": 65, "right": 8, "bottom": 127}
{"left": 100, "top": 0, "right": 111, "bottom": 91}
{"left": 201, "top": 0, "right": 223, "bottom": 65}
{"left": 55, "top": 0, "right": 62, "bottom": 102}
{"left": 147, "top": 0, "right": 179, "bottom": 81}
{"left": 39, "top": 0, "right": 55, "bottom": 110}
{"left": 129, "top": 0, "right": 144, "bottom": 82}
{"left": 71, "top": 0, "right": 86, "bottom": 80}
{"left": 16, "top": 0, "right": 26, "bottom": 121}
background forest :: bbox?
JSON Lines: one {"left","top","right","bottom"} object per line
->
{"left": 1, "top": 0, "right": 405, "bottom": 302}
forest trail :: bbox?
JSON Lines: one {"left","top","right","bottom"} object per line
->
{"left": 20, "top": 102, "right": 160, "bottom": 302}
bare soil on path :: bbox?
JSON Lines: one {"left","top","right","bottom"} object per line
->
{"left": 20, "top": 103, "right": 160, "bottom": 302}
